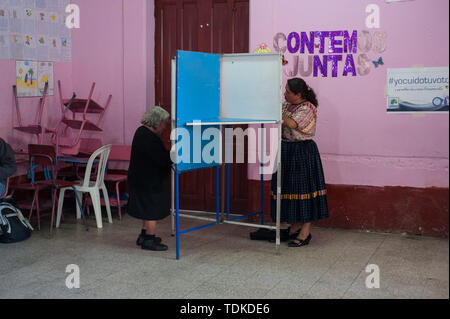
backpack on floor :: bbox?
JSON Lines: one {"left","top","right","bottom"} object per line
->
{"left": 0, "top": 197, "right": 33, "bottom": 244}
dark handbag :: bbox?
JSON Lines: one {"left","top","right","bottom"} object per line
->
{"left": 0, "top": 197, "right": 33, "bottom": 244}
{"left": 249, "top": 228, "right": 290, "bottom": 242}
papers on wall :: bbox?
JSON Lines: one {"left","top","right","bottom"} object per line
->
{"left": 16, "top": 59, "right": 53, "bottom": 97}
{"left": 0, "top": 0, "right": 71, "bottom": 62}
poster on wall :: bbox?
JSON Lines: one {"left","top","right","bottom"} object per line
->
{"left": 387, "top": 67, "right": 449, "bottom": 113}
{"left": 0, "top": 0, "right": 71, "bottom": 62}
{"left": 37, "top": 60, "right": 53, "bottom": 95}
{"left": 16, "top": 59, "right": 38, "bottom": 97}
{"left": 16, "top": 59, "right": 53, "bottom": 97}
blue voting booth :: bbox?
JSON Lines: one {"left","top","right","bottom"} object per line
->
{"left": 171, "top": 50, "right": 283, "bottom": 259}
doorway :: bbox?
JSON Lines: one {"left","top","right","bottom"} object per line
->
{"left": 154, "top": 0, "right": 250, "bottom": 212}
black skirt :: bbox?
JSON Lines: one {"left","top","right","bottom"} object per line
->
{"left": 128, "top": 176, "right": 170, "bottom": 221}
{"left": 270, "top": 139, "right": 329, "bottom": 224}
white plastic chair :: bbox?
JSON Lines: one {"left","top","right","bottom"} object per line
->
{"left": 56, "top": 144, "right": 112, "bottom": 229}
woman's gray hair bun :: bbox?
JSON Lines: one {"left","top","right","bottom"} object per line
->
{"left": 141, "top": 106, "right": 170, "bottom": 128}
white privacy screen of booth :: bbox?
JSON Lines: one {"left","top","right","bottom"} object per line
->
{"left": 220, "top": 53, "right": 282, "bottom": 121}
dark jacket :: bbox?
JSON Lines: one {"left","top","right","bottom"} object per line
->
{"left": 0, "top": 138, "right": 17, "bottom": 183}
{"left": 127, "top": 126, "right": 172, "bottom": 221}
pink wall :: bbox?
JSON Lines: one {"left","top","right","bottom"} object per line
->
{"left": 2, "top": 0, "right": 447, "bottom": 189}
{"left": 249, "top": 0, "right": 449, "bottom": 188}
{"left": 1, "top": 0, "right": 153, "bottom": 172}
{"left": 71, "top": 0, "right": 152, "bottom": 147}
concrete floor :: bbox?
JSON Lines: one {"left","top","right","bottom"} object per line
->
{"left": 0, "top": 210, "right": 448, "bottom": 299}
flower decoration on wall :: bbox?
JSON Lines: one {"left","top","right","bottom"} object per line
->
{"left": 372, "top": 57, "right": 384, "bottom": 68}
{"left": 253, "top": 43, "right": 272, "bottom": 54}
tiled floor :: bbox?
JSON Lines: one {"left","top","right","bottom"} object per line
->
{"left": 0, "top": 210, "right": 448, "bottom": 299}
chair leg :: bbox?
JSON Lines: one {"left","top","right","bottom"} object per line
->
{"left": 115, "top": 182, "right": 122, "bottom": 221}
{"left": 35, "top": 191, "right": 40, "bottom": 231}
{"left": 28, "top": 192, "right": 36, "bottom": 227}
{"left": 73, "top": 188, "right": 88, "bottom": 229}
{"left": 50, "top": 189, "right": 57, "bottom": 232}
{"left": 85, "top": 201, "right": 91, "bottom": 216}
{"left": 56, "top": 188, "right": 67, "bottom": 228}
{"left": 82, "top": 196, "right": 93, "bottom": 217}
{"left": 75, "top": 190, "right": 83, "bottom": 219}
{"left": 55, "top": 190, "right": 64, "bottom": 222}
{"left": 90, "top": 189, "right": 103, "bottom": 229}
{"left": 101, "top": 185, "right": 112, "bottom": 224}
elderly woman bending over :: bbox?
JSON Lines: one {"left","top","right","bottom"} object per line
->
{"left": 127, "top": 106, "right": 172, "bottom": 251}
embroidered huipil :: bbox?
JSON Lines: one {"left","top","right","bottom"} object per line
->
{"left": 282, "top": 101, "right": 317, "bottom": 141}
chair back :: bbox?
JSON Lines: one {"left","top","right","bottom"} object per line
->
{"left": 12, "top": 82, "right": 48, "bottom": 128}
{"left": 81, "top": 144, "right": 112, "bottom": 188}
{"left": 28, "top": 144, "right": 57, "bottom": 183}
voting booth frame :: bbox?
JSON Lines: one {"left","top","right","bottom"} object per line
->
{"left": 170, "top": 50, "right": 283, "bottom": 259}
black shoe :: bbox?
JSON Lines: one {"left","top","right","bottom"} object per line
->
{"left": 136, "top": 234, "right": 161, "bottom": 246}
{"left": 287, "top": 226, "right": 302, "bottom": 240}
{"left": 269, "top": 227, "right": 301, "bottom": 242}
{"left": 288, "top": 233, "right": 312, "bottom": 247}
{"left": 141, "top": 238, "right": 168, "bottom": 251}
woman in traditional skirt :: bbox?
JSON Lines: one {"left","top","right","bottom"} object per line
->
{"left": 270, "top": 78, "right": 329, "bottom": 247}
{"left": 128, "top": 106, "right": 173, "bottom": 251}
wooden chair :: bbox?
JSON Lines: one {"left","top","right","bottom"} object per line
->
{"left": 13, "top": 82, "right": 49, "bottom": 144}
{"left": 48, "top": 81, "right": 112, "bottom": 156}
{"left": 10, "top": 144, "right": 80, "bottom": 231}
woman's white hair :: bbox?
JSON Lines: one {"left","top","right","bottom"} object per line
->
{"left": 141, "top": 106, "right": 170, "bottom": 128}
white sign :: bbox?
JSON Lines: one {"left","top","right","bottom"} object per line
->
{"left": 387, "top": 67, "right": 449, "bottom": 113}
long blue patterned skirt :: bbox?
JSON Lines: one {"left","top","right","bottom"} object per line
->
{"left": 270, "top": 139, "right": 329, "bottom": 224}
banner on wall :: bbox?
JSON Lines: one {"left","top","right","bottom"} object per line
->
{"left": 386, "top": 67, "right": 449, "bottom": 113}
{"left": 16, "top": 60, "right": 53, "bottom": 97}
{"left": 271, "top": 30, "right": 387, "bottom": 78}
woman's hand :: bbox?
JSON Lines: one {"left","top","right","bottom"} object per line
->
{"left": 282, "top": 116, "right": 298, "bottom": 129}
